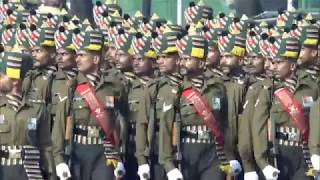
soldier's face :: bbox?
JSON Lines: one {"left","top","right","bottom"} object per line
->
{"left": 264, "top": 57, "right": 276, "bottom": 78}
{"left": 247, "top": 54, "right": 265, "bottom": 75}
{"left": 206, "top": 48, "right": 220, "bottom": 67}
{"left": 133, "top": 55, "right": 153, "bottom": 76}
{"left": 220, "top": 53, "right": 240, "bottom": 75}
{"left": 76, "top": 50, "right": 100, "bottom": 74}
{"left": 298, "top": 47, "right": 318, "bottom": 66}
{"left": 115, "top": 50, "right": 133, "bottom": 71}
{"left": 56, "top": 48, "right": 76, "bottom": 70}
{"left": 31, "top": 46, "right": 56, "bottom": 68}
{"left": 274, "top": 59, "right": 296, "bottom": 80}
{"left": 106, "top": 44, "right": 117, "bottom": 64}
{"left": 0, "top": 73, "right": 13, "bottom": 94}
{"left": 179, "top": 56, "right": 204, "bottom": 76}
{"left": 157, "top": 53, "right": 179, "bottom": 74}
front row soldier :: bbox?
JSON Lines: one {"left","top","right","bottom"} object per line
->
{"left": 158, "top": 28, "right": 243, "bottom": 180}
{"left": 238, "top": 31, "right": 269, "bottom": 180}
{"left": 135, "top": 26, "right": 186, "bottom": 180}
{"left": 0, "top": 50, "right": 52, "bottom": 180}
{"left": 253, "top": 34, "right": 318, "bottom": 180}
{"left": 51, "top": 26, "right": 127, "bottom": 180}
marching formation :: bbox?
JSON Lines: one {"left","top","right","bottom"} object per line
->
{"left": 0, "top": 0, "right": 319, "bottom": 180}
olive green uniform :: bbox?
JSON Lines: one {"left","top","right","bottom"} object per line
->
{"left": 253, "top": 74, "right": 318, "bottom": 179}
{"left": 238, "top": 76, "right": 267, "bottom": 174}
{"left": 0, "top": 96, "right": 52, "bottom": 180}
{"left": 135, "top": 75, "right": 163, "bottom": 180}
{"left": 22, "top": 67, "right": 57, "bottom": 180}
{"left": 125, "top": 77, "right": 156, "bottom": 180}
{"left": 222, "top": 73, "right": 248, "bottom": 158}
{"left": 52, "top": 72, "right": 127, "bottom": 180}
{"left": 251, "top": 78, "right": 274, "bottom": 170}
{"left": 309, "top": 98, "right": 320, "bottom": 156}
{"left": 159, "top": 75, "right": 229, "bottom": 180}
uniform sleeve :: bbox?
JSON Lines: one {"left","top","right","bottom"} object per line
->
{"left": 309, "top": 99, "right": 320, "bottom": 155}
{"left": 238, "top": 94, "right": 255, "bottom": 172}
{"left": 135, "top": 87, "right": 151, "bottom": 165}
{"left": 51, "top": 99, "right": 68, "bottom": 165}
{"left": 252, "top": 89, "right": 271, "bottom": 169}
{"left": 38, "top": 104, "right": 54, "bottom": 175}
{"left": 159, "top": 95, "right": 177, "bottom": 172}
{"left": 224, "top": 82, "right": 246, "bottom": 160}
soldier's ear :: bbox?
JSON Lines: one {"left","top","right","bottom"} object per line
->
{"left": 199, "top": 60, "right": 205, "bottom": 69}
{"left": 49, "top": 49, "right": 56, "bottom": 60}
{"left": 290, "top": 62, "right": 296, "bottom": 71}
{"left": 93, "top": 54, "right": 101, "bottom": 65}
{"left": 310, "top": 49, "right": 317, "bottom": 58}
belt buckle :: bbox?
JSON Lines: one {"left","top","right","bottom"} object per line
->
{"left": 198, "top": 130, "right": 210, "bottom": 140}
{"left": 8, "top": 149, "right": 22, "bottom": 159}
{"left": 88, "top": 128, "right": 100, "bottom": 138}
{"left": 287, "top": 131, "right": 300, "bottom": 142}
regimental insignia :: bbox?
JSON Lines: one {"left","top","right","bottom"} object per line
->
{"left": 105, "top": 96, "right": 115, "bottom": 108}
{"left": 302, "top": 96, "right": 314, "bottom": 108}
{"left": 27, "top": 118, "right": 38, "bottom": 130}
{"left": 212, "top": 97, "right": 221, "bottom": 110}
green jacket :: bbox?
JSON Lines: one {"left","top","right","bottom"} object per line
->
{"left": 135, "top": 77, "right": 159, "bottom": 166}
{"left": 51, "top": 72, "right": 127, "bottom": 165}
{"left": 251, "top": 78, "right": 274, "bottom": 169}
{"left": 238, "top": 76, "right": 267, "bottom": 172}
{"left": 222, "top": 74, "right": 248, "bottom": 158}
{"left": 253, "top": 74, "right": 318, "bottom": 170}
{"left": 159, "top": 75, "right": 228, "bottom": 172}
{"left": 0, "top": 96, "right": 52, "bottom": 171}
{"left": 309, "top": 98, "right": 320, "bottom": 155}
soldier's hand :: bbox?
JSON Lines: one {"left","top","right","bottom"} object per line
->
{"left": 262, "top": 165, "right": 280, "bottom": 180}
{"left": 138, "top": 164, "right": 150, "bottom": 180}
{"left": 166, "top": 168, "right": 183, "bottom": 180}
{"left": 113, "top": 161, "right": 126, "bottom": 178}
{"left": 244, "top": 171, "right": 259, "bottom": 180}
{"left": 56, "top": 163, "right": 71, "bottom": 180}
{"left": 311, "top": 154, "right": 320, "bottom": 171}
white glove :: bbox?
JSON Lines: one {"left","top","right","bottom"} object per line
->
{"left": 167, "top": 168, "right": 183, "bottom": 180}
{"left": 56, "top": 163, "right": 71, "bottom": 180}
{"left": 137, "top": 164, "right": 150, "bottom": 180}
{"left": 114, "top": 161, "right": 126, "bottom": 178}
{"left": 311, "top": 154, "right": 320, "bottom": 171}
{"left": 244, "top": 171, "right": 259, "bottom": 180}
{"left": 229, "top": 160, "right": 242, "bottom": 176}
{"left": 263, "top": 165, "right": 280, "bottom": 180}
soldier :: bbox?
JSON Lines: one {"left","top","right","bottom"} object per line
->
{"left": 0, "top": 50, "right": 52, "bottom": 180}
{"left": 52, "top": 25, "right": 126, "bottom": 180}
{"left": 201, "top": 25, "right": 224, "bottom": 81}
{"left": 50, "top": 25, "right": 78, "bottom": 180}
{"left": 309, "top": 97, "right": 320, "bottom": 176}
{"left": 294, "top": 16, "right": 320, "bottom": 90}
{"left": 253, "top": 34, "right": 318, "bottom": 180}
{"left": 238, "top": 31, "right": 269, "bottom": 180}
{"left": 112, "top": 27, "right": 137, "bottom": 180}
{"left": 165, "top": 28, "right": 242, "bottom": 180}
{"left": 217, "top": 30, "right": 248, "bottom": 164}
{"left": 131, "top": 30, "right": 165, "bottom": 180}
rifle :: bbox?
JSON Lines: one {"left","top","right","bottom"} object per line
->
{"left": 65, "top": 80, "right": 76, "bottom": 168}
{"left": 269, "top": 79, "right": 279, "bottom": 168}
{"left": 175, "top": 110, "right": 182, "bottom": 172}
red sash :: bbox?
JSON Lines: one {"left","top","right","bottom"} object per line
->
{"left": 274, "top": 87, "right": 309, "bottom": 142}
{"left": 76, "top": 83, "right": 113, "bottom": 140}
{"left": 181, "top": 88, "right": 224, "bottom": 145}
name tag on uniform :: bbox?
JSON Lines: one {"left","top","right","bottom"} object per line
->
{"left": 0, "top": 114, "right": 5, "bottom": 124}
{"left": 302, "top": 96, "right": 314, "bottom": 108}
{"left": 105, "top": 96, "right": 114, "bottom": 108}
{"left": 212, "top": 97, "right": 221, "bottom": 110}
{"left": 27, "top": 118, "right": 37, "bottom": 130}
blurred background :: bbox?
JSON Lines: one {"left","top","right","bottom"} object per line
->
{"left": 22, "top": 0, "right": 320, "bottom": 25}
